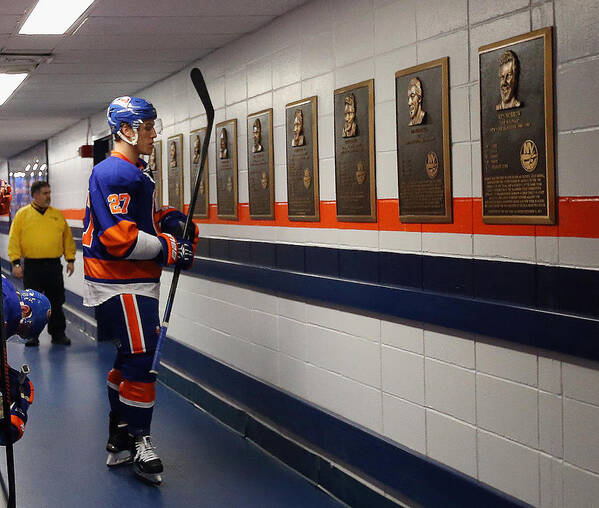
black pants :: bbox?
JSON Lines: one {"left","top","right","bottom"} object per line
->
{"left": 23, "top": 258, "right": 66, "bottom": 339}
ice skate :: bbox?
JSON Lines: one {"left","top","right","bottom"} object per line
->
{"left": 133, "top": 434, "right": 163, "bottom": 485}
{"left": 106, "top": 419, "right": 133, "bottom": 467}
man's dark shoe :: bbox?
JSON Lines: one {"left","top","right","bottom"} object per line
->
{"left": 25, "top": 338, "right": 39, "bottom": 347}
{"left": 51, "top": 335, "right": 71, "bottom": 346}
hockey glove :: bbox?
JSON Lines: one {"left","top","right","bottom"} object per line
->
{"left": 160, "top": 212, "right": 199, "bottom": 253}
{"left": 0, "top": 366, "right": 33, "bottom": 446}
{"left": 156, "top": 233, "right": 194, "bottom": 269}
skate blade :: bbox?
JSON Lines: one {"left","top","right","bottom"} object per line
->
{"left": 134, "top": 469, "right": 162, "bottom": 485}
{"left": 106, "top": 450, "right": 133, "bottom": 467}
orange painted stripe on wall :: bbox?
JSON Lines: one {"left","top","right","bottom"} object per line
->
{"left": 65, "top": 196, "right": 599, "bottom": 239}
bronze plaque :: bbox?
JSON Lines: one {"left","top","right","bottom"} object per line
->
{"left": 247, "top": 109, "right": 274, "bottom": 220}
{"left": 334, "top": 79, "right": 376, "bottom": 222}
{"left": 190, "top": 128, "right": 209, "bottom": 219}
{"left": 285, "top": 96, "right": 319, "bottom": 221}
{"left": 395, "top": 57, "right": 452, "bottom": 223}
{"left": 215, "top": 119, "right": 238, "bottom": 220}
{"left": 479, "top": 27, "right": 555, "bottom": 224}
{"left": 148, "top": 140, "right": 162, "bottom": 210}
{"left": 167, "top": 134, "right": 183, "bottom": 211}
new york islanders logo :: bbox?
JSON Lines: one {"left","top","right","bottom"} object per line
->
{"left": 113, "top": 96, "right": 132, "bottom": 109}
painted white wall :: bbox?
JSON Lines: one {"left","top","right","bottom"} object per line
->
{"left": 14, "top": 0, "right": 599, "bottom": 505}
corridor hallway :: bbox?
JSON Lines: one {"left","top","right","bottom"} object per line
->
{"left": 0, "top": 325, "right": 342, "bottom": 508}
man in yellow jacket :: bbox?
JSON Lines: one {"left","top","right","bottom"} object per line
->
{"left": 8, "top": 181, "right": 76, "bottom": 346}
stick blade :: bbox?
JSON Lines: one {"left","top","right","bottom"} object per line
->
{"left": 190, "top": 68, "right": 214, "bottom": 120}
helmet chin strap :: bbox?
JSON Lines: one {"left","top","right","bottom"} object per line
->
{"left": 117, "top": 128, "right": 139, "bottom": 146}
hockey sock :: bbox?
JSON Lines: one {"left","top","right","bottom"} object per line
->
{"left": 107, "top": 368, "right": 123, "bottom": 418}
{"left": 118, "top": 379, "right": 155, "bottom": 435}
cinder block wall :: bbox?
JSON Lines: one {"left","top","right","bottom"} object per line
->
{"left": 4, "top": 0, "right": 599, "bottom": 505}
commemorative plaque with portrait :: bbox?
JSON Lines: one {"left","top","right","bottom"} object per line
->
{"left": 395, "top": 57, "right": 452, "bottom": 223}
{"left": 148, "top": 140, "right": 162, "bottom": 210}
{"left": 334, "top": 79, "right": 376, "bottom": 222}
{"left": 215, "top": 119, "right": 238, "bottom": 220}
{"left": 189, "top": 128, "right": 209, "bottom": 219}
{"left": 479, "top": 27, "right": 555, "bottom": 224}
{"left": 247, "top": 109, "right": 274, "bottom": 220}
{"left": 167, "top": 134, "right": 183, "bottom": 211}
{"left": 285, "top": 96, "right": 319, "bottom": 221}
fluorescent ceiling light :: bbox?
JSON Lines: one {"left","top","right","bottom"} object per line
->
{"left": 0, "top": 73, "right": 28, "bottom": 105}
{"left": 19, "top": 0, "right": 94, "bottom": 35}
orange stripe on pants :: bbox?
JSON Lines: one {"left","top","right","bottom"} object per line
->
{"left": 121, "top": 294, "right": 145, "bottom": 354}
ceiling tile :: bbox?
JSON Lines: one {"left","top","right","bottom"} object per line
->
{"left": 92, "top": 0, "right": 304, "bottom": 17}
{"left": 78, "top": 15, "right": 274, "bottom": 35}
{"left": 0, "top": 0, "right": 31, "bottom": 15}
{"left": 34, "top": 61, "right": 184, "bottom": 75}
{"left": 0, "top": 0, "right": 309, "bottom": 159}
{"left": 58, "top": 33, "right": 233, "bottom": 50}
{"left": 51, "top": 48, "right": 204, "bottom": 64}
{"left": 4, "top": 34, "right": 62, "bottom": 51}
{"left": 0, "top": 15, "right": 20, "bottom": 32}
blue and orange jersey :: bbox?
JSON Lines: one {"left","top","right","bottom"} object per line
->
{"left": 3, "top": 276, "right": 23, "bottom": 338}
{"left": 83, "top": 152, "right": 161, "bottom": 291}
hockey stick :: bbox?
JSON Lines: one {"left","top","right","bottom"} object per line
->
{"left": 0, "top": 274, "right": 16, "bottom": 508}
{"left": 150, "top": 68, "right": 214, "bottom": 375}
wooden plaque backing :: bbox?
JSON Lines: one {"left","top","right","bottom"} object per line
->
{"left": 479, "top": 27, "right": 555, "bottom": 224}
{"left": 247, "top": 109, "right": 275, "bottom": 220}
{"left": 333, "top": 79, "right": 376, "bottom": 222}
{"left": 395, "top": 57, "right": 452, "bottom": 223}
{"left": 285, "top": 96, "right": 320, "bottom": 221}
{"left": 167, "top": 134, "right": 183, "bottom": 211}
{"left": 215, "top": 119, "right": 238, "bottom": 220}
{"left": 189, "top": 127, "right": 209, "bottom": 219}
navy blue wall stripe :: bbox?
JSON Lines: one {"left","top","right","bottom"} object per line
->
{"left": 2, "top": 226, "right": 598, "bottom": 361}
{"left": 197, "top": 237, "right": 599, "bottom": 320}
{"left": 6, "top": 224, "right": 599, "bottom": 320}
{"left": 188, "top": 257, "right": 599, "bottom": 362}
{"left": 162, "top": 338, "right": 528, "bottom": 507}
{"left": 159, "top": 364, "right": 404, "bottom": 508}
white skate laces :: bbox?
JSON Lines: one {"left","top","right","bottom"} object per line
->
{"left": 135, "top": 435, "right": 159, "bottom": 462}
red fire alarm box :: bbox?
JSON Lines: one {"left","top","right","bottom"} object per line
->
{"left": 79, "top": 145, "right": 93, "bottom": 158}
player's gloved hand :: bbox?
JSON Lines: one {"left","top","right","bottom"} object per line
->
{"left": 0, "top": 367, "right": 33, "bottom": 445}
{"left": 156, "top": 233, "right": 194, "bottom": 269}
{"left": 161, "top": 214, "right": 199, "bottom": 254}
{"left": 175, "top": 239, "right": 194, "bottom": 269}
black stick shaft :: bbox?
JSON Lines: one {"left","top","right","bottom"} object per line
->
{"left": 0, "top": 276, "right": 16, "bottom": 507}
{"left": 150, "top": 68, "right": 214, "bottom": 375}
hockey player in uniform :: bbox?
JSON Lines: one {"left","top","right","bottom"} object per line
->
{"left": 83, "top": 96, "right": 198, "bottom": 484}
{"left": 0, "top": 181, "right": 50, "bottom": 444}
{"left": 0, "top": 276, "right": 50, "bottom": 445}
{"left": 0, "top": 179, "right": 11, "bottom": 215}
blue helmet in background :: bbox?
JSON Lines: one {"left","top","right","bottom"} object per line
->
{"left": 19, "top": 289, "right": 51, "bottom": 340}
{"left": 107, "top": 96, "right": 157, "bottom": 135}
